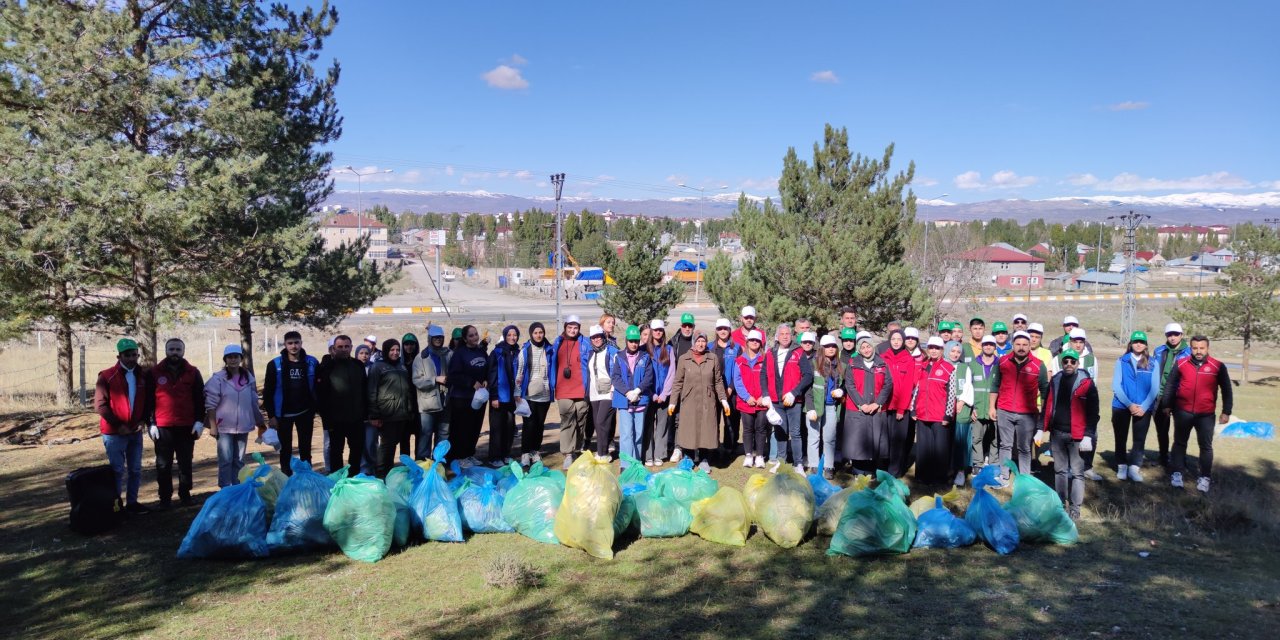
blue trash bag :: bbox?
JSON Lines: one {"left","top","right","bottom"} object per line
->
{"left": 1221, "top": 421, "right": 1275, "bottom": 439}
{"left": 964, "top": 466, "right": 1020, "bottom": 555}
{"left": 808, "top": 455, "right": 840, "bottom": 507}
{"left": 647, "top": 458, "right": 719, "bottom": 509}
{"left": 447, "top": 460, "right": 467, "bottom": 493}
{"left": 458, "top": 475, "right": 515, "bottom": 533}
{"left": 913, "top": 496, "right": 977, "bottom": 549}
{"left": 385, "top": 455, "right": 423, "bottom": 547}
{"left": 266, "top": 457, "right": 337, "bottom": 552}
{"left": 409, "top": 442, "right": 464, "bottom": 542}
{"left": 501, "top": 461, "right": 565, "bottom": 544}
{"left": 614, "top": 483, "right": 643, "bottom": 536}
{"left": 177, "top": 465, "right": 270, "bottom": 559}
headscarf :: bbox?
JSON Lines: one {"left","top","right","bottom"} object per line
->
{"left": 887, "top": 328, "right": 906, "bottom": 355}
{"left": 528, "top": 321, "right": 547, "bottom": 347}
{"left": 381, "top": 338, "right": 401, "bottom": 364}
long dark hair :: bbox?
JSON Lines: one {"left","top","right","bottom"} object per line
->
{"left": 650, "top": 333, "right": 671, "bottom": 366}
{"left": 1129, "top": 342, "right": 1151, "bottom": 370}
{"left": 817, "top": 350, "right": 842, "bottom": 380}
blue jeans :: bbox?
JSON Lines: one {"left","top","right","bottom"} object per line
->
{"left": 807, "top": 405, "right": 839, "bottom": 470}
{"left": 618, "top": 410, "right": 645, "bottom": 467}
{"left": 417, "top": 411, "right": 447, "bottom": 460}
{"left": 102, "top": 432, "right": 143, "bottom": 504}
{"left": 361, "top": 422, "right": 379, "bottom": 475}
{"left": 773, "top": 405, "right": 804, "bottom": 466}
{"left": 217, "top": 432, "right": 249, "bottom": 488}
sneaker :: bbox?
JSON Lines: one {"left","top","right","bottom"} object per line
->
{"left": 645, "top": 459, "right": 657, "bottom": 467}
{"left": 562, "top": 454, "right": 574, "bottom": 470}
{"left": 823, "top": 469, "right": 835, "bottom": 480}
{"left": 125, "top": 502, "right": 152, "bottom": 515}
{"left": 698, "top": 460, "right": 711, "bottom": 474}
{"left": 670, "top": 449, "right": 683, "bottom": 463}
{"left": 520, "top": 453, "right": 531, "bottom": 467}
{"left": 954, "top": 471, "right": 966, "bottom": 487}
{"left": 1068, "top": 506, "right": 1081, "bottom": 521}
{"left": 1128, "top": 465, "right": 1144, "bottom": 483}
{"left": 1171, "top": 472, "right": 1184, "bottom": 488}
{"left": 769, "top": 460, "right": 781, "bottom": 474}
{"left": 1196, "top": 477, "right": 1211, "bottom": 494}
{"left": 1083, "top": 469, "right": 1104, "bottom": 481}
{"left": 532, "top": 453, "right": 542, "bottom": 464}
{"left": 754, "top": 456, "right": 765, "bottom": 469}
{"left": 794, "top": 463, "right": 805, "bottom": 475}
{"left": 742, "top": 456, "right": 753, "bottom": 468}
{"left": 1117, "top": 464, "right": 1129, "bottom": 481}
{"left": 598, "top": 454, "right": 613, "bottom": 464}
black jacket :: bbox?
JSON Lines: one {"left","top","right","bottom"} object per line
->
{"left": 316, "top": 355, "right": 367, "bottom": 423}
{"left": 366, "top": 360, "right": 414, "bottom": 421}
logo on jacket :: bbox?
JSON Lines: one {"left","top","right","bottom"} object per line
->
{"left": 157, "top": 376, "right": 168, "bottom": 385}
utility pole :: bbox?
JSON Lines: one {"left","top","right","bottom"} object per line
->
{"left": 551, "top": 173, "right": 566, "bottom": 329}
{"left": 1111, "top": 210, "right": 1150, "bottom": 340}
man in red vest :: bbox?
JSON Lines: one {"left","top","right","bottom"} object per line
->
{"left": 1036, "top": 348, "right": 1099, "bottom": 520}
{"left": 94, "top": 338, "right": 154, "bottom": 514}
{"left": 1161, "top": 335, "right": 1232, "bottom": 494}
{"left": 911, "top": 337, "right": 957, "bottom": 485}
{"left": 730, "top": 305, "right": 759, "bottom": 349}
{"left": 149, "top": 338, "right": 205, "bottom": 509}
{"left": 988, "top": 331, "right": 1049, "bottom": 480}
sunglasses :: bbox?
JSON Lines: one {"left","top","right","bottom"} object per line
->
{"left": 1061, "top": 358, "right": 1078, "bottom": 364}
{"left": 1166, "top": 332, "right": 1182, "bottom": 337}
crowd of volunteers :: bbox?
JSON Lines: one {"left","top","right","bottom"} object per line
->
{"left": 95, "top": 306, "right": 1231, "bottom": 521}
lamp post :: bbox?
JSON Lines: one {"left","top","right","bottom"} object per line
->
{"left": 551, "top": 173, "right": 566, "bottom": 328}
{"left": 339, "top": 166, "right": 392, "bottom": 264}
{"left": 678, "top": 183, "right": 728, "bottom": 303}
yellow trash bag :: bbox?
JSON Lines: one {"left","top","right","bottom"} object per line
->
{"left": 237, "top": 452, "right": 288, "bottom": 519}
{"left": 690, "top": 487, "right": 751, "bottom": 546}
{"left": 910, "top": 488, "right": 961, "bottom": 518}
{"left": 743, "top": 473, "right": 770, "bottom": 515}
{"left": 815, "top": 475, "right": 873, "bottom": 536}
{"left": 553, "top": 453, "right": 622, "bottom": 559}
{"left": 750, "top": 466, "right": 815, "bottom": 548}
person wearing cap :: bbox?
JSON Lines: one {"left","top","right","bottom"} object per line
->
{"left": 910, "top": 336, "right": 958, "bottom": 485}
{"left": 644, "top": 319, "right": 678, "bottom": 466}
{"left": 94, "top": 338, "right": 154, "bottom": 514}
{"left": 798, "top": 330, "right": 818, "bottom": 361}
{"left": 1036, "top": 348, "right": 1099, "bottom": 520}
{"left": 961, "top": 318, "right": 986, "bottom": 363}
{"left": 317, "top": 335, "right": 367, "bottom": 475}
{"left": 513, "top": 322, "right": 554, "bottom": 466}
{"left": 669, "top": 331, "right": 730, "bottom": 473}
{"left": 410, "top": 326, "right": 451, "bottom": 462}
{"left": 902, "top": 327, "right": 924, "bottom": 363}
{"left": 990, "top": 322, "right": 1012, "bottom": 356}
{"left": 838, "top": 327, "right": 858, "bottom": 361}
{"left": 879, "top": 328, "right": 917, "bottom": 477}
{"left": 1111, "top": 331, "right": 1158, "bottom": 483}
{"left": 447, "top": 325, "right": 491, "bottom": 465}
{"left": 956, "top": 334, "right": 1000, "bottom": 481}
{"left": 147, "top": 337, "right": 205, "bottom": 509}
{"left": 1151, "top": 322, "right": 1191, "bottom": 468}
{"left": 730, "top": 305, "right": 759, "bottom": 349}
{"left": 584, "top": 324, "right": 619, "bottom": 460}
{"left": 363, "top": 335, "right": 383, "bottom": 363}
{"left": 397, "top": 333, "right": 423, "bottom": 457}
{"left": 552, "top": 315, "right": 592, "bottom": 469}
{"left": 1048, "top": 316, "right": 1092, "bottom": 356}
{"left": 1051, "top": 328, "right": 1097, "bottom": 379}
{"left": 204, "top": 344, "right": 266, "bottom": 488}
{"left": 1161, "top": 335, "right": 1232, "bottom": 494}
{"left": 935, "top": 321, "right": 951, "bottom": 344}
{"left": 989, "top": 330, "right": 1050, "bottom": 479}
{"left": 841, "top": 330, "right": 893, "bottom": 476}
{"left": 262, "top": 330, "right": 320, "bottom": 475}
{"left": 1026, "top": 323, "right": 1053, "bottom": 369}
{"left": 762, "top": 323, "right": 813, "bottom": 473}
{"left": 808, "top": 334, "right": 844, "bottom": 478}
{"left": 366, "top": 338, "right": 415, "bottom": 477}
{"left": 712, "top": 318, "right": 742, "bottom": 461}
{"left": 486, "top": 325, "right": 522, "bottom": 466}
{"left": 733, "top": 330, "right": 770, "bottom": 468}
{"left": 1010, "top": 313, "right": 1029, "bottom": 334}
{"left": 610, "top": 325, "right": 655, "bottom": 470}
{"left": 448, "top": 327, "right": 464, "bottom": 352}
{"left": 671, "top": 312, "right": 698, "bottom": 362}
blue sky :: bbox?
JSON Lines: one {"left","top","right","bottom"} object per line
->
{"left": 319, "top": 1, "right": 1280, "bottom": 203}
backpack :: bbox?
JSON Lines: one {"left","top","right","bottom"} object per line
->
{"left": 66, "top": 465, "right": 123, "bottom": 535}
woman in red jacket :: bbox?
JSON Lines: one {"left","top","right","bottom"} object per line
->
{"left": 880, "top": 329, "right": 919, "bottom": 477}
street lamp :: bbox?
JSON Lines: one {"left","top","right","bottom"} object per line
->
{"left": 339, "top": 165, "right": 393, "bottom": 263}
{"left": 678, "top": 183, "right": 728, "bottom": 303}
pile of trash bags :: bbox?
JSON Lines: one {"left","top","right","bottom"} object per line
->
{"left": 179, "top": 449, "right": 1082, "bottom": 563}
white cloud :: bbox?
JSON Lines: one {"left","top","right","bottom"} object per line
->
{"left": 508, "top": 53, "right": 528, "bottom": 66}
{"left": 1065, "top": 173, "right": 1099, "bottom": 186}
{"left": 810, "top": 70, "right": 840, "bottom": 84}
{"left": 954, "top": 171, "right": 984, "bottom": 189}
{"left": 665, "top": 174, "right": 687, "bottom": 184}
{"left": 739, "top": 177, "right": 779, "bottom": 191}
{"left": 990, "top": 170, "right": 1039, "bottom": 188}
{"left": 514, "top": 170, "right": 533, "bottom": 180}
{"left": 1261, "top": 180, "right": 1280, "bottom": 189}
{"left": 445, "top": 165, "right": 455, "bottom": 176}
{"left": 1108, "top": 101, "right": 1150, "bottom": 111}
{"left": 482, "top": 65, "right": 528, "bottom": 90}
{"left": 1094, "top": 171, "right": 1251, "bottom": 191}
{"left": 596, "top": 174, "right": 617, "bottom": 181}
{"left": 914, "top": 176, "right": 939, "bottom": 187}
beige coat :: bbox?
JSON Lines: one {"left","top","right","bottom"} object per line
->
{"left": 672, "top": 350, "right": 728, "bottom": 451}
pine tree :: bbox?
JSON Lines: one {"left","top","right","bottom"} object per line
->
{"left": 597, "top": 220, "right": 684, "bottom": 326}
{"left": 705, "top": 125, "right": 931, "bottom": 329}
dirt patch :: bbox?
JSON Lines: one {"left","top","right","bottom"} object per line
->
{"left": 1, "top": 411, "right": 101, "bottom": 446}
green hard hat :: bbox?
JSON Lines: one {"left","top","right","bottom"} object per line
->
{"left": 840, "top": 328, "right": 857, "bottom": 340}
{"left": 937, "top": 321, "right": 951, "bottom": 332}
{"left": 1130, "top": 330, "right": 1148, "bottom": 343}
{"left": 680, "top": 312, "right": 695, "bottom": 325}
{"left": 625, "top": 324, "right": 642, "bottom": 341}
{"left": 992, "top": 322, "right": 1009, "bottom": 334}
{"left": 116, "top": 338, "right": 138, "bottom": 354}
{"left": 451, "top": 327, "right": 463, "bottom": 339}
{"left": 1059, "top": 348, "right": 1081, "bottom": 362}
{"left": 401, "top": 333, "right": 418, "bottom": 344}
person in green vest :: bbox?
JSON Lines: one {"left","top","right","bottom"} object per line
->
{"left": 956, "top": 334, "right": 1000, "bottom": 482}
{"left": 961, "top": 317, "right": 985, "bottom": 363}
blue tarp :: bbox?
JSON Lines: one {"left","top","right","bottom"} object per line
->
{"left": 673, "top": 259, "right": 697, "bottom": 272}
{"left": 1221, "top": 422, "right": 1275, "bottom": 439}
{"left": 577, "top": 268, "right": 605, "bottom": 281}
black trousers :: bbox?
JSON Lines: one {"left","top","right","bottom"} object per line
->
{"left": 914, "top": 420, "right": 953, "bottom": 485}
{"left": 447, "top": 402, "right": 485, "bottom": 461}
{"left": 276, "top": 411, "right": 315, "bottom": 475}
{"left": 488, "top": 405, "right": 517, "bottom": 462}
{"left": 1171, "top": 410, "right": 1216, "bottom": 478}
{"left": 326, "top": 419, "right": 364, "bottom": 478}
{"left": 740, "top": 410, "right": 770, "bottom": 458}
{"left": 885, "top": 413, "right": 914, "bottom": 477}
{"left": 154, "top": 426, "right": 194, "bottom": 501}
{"left": 1111, "top": 409, "right": 1152, "bottom": 468}
{"left": 521, "top": 400, "right": 551, "bottom": 456}
{"left": 376, "top": 419, "right": 409, "bottom": 478}
{"left": 1153, "top": 405, "right": 1173, "bottom": 465}
{"left": 591, "top": 400, "right": 616, "bottom": 457}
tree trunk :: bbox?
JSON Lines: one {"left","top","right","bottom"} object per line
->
{"left": 56, "top": 318, "right": 74, "bottom": 409}
{"left": 1241, "top": 338, "right": 1251, "bottom": 384}
{"left": 239, "top": 307, "right": 256, "bottom": 377}
{"left": 135, "top": 255, "right": 159, "bottom": 367}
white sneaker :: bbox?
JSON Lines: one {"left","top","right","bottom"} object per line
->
{"left": 1128, "top": 465, "right": 1144, "bottom": 483}
{"left": 954, "top": 471, "right": 966, "bottom": 487}
{"left": 699, "top": 460, "right": 711, "bottom": 474}
{"left": 599, "top": 454, "right": 613, "bottom": 463}
{"left": 754, "top": 456, "right": 765, "bottom": 469}
{"left": 1083, "top": 469, "right": 1104, "bottom": 481}
{"left": 1196, "top": 477, "right": 1211, "bottom": 493}
{"left": 531, "top": 452, "right": 542, "bottom": 465}
{"left": 742, "top": 456, "right": 753, "bottom": 468}
{"left": 769, "top": 460, "right": 781, "bottom": 474}
{"left": 670, "top": 449, "right": 683, "bottom": 463}
{"left": 1117, "top": 464, "right": 1129, "bottom": 481}
{"left": 1171, "top": 472, "right": 1183, "bottom": 488}
{"left": 793, "top": 463, "right": 805, "bottom": 476}
{"left": 562, "top": 454, "right": 574, "bottom": 470}
{"left": 644, "top": 459, "right": 656, "bottom": 467}
{"left": 520, "top": 453, "right": 531, "bottom": 467}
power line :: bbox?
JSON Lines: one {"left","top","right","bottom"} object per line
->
{"left": 1109, "top": 210, "right": 1151, "bottom": 340}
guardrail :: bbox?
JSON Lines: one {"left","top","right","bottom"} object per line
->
{"left": 206, "top": 306, "right": 455, "bottom": 318}
{"left": 949, "top": 290, "right": 1220, "bottom": 304}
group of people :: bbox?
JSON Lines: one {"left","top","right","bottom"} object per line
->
{"left": 94, "top": 306, "right": 1232, "bottom": 521}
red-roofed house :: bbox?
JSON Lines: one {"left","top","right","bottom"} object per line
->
{"left": 1157, "top": 225, "right": 1230, "bottom": 244}
{"left": 948, "top": 242, "right": 1046, "bottom": 289}
{"left": 320, "top": 214, "right": 389, "bottom": 260}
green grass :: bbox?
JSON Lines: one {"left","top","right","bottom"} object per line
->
{"left": 4, "top": 357, "right": 1280, "bottom": 639}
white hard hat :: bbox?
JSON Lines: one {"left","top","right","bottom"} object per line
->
{"left": 981, "top": 334, "right": 997, "bottom": 346}
{"left": 588, "top": 324, "right": 605, "bottom": 337}
{"left": 1069, "top": 328, "right": 1087, "bottom": 339}
{"left": 746, "top": 329, "right": 764, "bottom": 343}
{"left": 1027, "top": 322, "right": 1045, "bottom": 334}
{"left": 856, "top": 331, "right": 874, "bottom": 343}
{"left": 1062, "top": 315, "right": 1080, "bottom": 326}
{"left": 820, "top": 335, "right": 839, "bottom": 347}
{"left": 565, "top": 314, "right": 581, "bottom": 326}
{"left": 903, "top": 327, "right": 920, "bottom": 339}
{"left": 800, "top": 331, "right": 817, "bottom": 344}
{"left": 926, "top": 336, "right": 945, "bottom": 348}
{"left": 365, "top": 335, "right": 377, "bottom": 343}
{"left": 1164, "top": 322, "right": 1183, "bottom": 335}
{"left": 740, "top": 305, "right": 757, "bottom": 318}
{"left": 715, "top": 317, "right": 733, "bottom": 329}
{"left": 649, "top": 319, "right": 665, "bottom": 330}
{"left": 1012, "top": 331, "right": 1031, "bottom": 341}
{"left": 1013, "top": 313, "right": 1029, "bottom": 322}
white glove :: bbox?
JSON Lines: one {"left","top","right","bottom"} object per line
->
{"left": 626, "top": 389, "right": 641, "bottom": 403}
{"left": 831, "top": 388, "right": 844, "bottom": 399}
{"left": 1079, "top": 436, "right": 1094, "bottom": 452}
{"left": 807, "top": 410, "right": 818, "bottom": 422}
{"left": 148, "top": 425, "right": 160, "bottom": 441}
{"left": 192, "top": 421, "right": 204, "bottom": 438}
{"left": 1033, "top": 430, "right": 1046, "bottom": 446}
{"left": 783, "top": 392, "right": 795, "bottom": 407}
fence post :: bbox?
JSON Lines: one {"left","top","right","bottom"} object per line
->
{"left": 79, "top": 343, "right": 87, "bottom": 407}
{"left": 207, "top": 339, "right": 214, "bottom": 374}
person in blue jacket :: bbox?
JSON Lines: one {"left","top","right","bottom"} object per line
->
{"left": 611, "top": 324, "right": 655, "bottom": 470}
{"left": 1151, "top": 322, "right": 1192, "bottom": 468}
{"left": 487, "top": 324, "right": 521, "bottom": 467}
{"left": 1111, "top": 331, "right": 1159, "bottom": 482}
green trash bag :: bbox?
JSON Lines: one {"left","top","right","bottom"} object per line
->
{"left": 827, "top": 471, "right": 918, "bottom": 557}
{"left": 633, "top": 484, "right": 692, "bottom": 538}
{"left": 750, "top": 465, "right": 815, "bottom": 548}
{"left": 1003, "top": 461, "right": 1078, "bottom": 544}
{"left": 326, "top": 465, "right": 350, "bottom": 483}
{"left": 554, "top": 453, "right": 622, "bottom": 559}
{"left": 647, "top": 459, "right": 719, "bottom": 509}
{"left": 690, "top": 486, "right": 751, "bottom": 546}
{"left": 618, "top": 453, "right": 651, "bottom": 488}
{"left": 323, "top": 474, "right": 396, "bottom": 563}
{"left": 237, "top": 452, "right": 288, "bottom": 521}
{"left": 814, "top": 476, "right": 872, "bottom": 536}
{"left": 501, "top": 462, "right": 565, "bottom": 545}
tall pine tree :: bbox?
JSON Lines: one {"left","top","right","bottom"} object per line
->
{"left": 597, "top": 220, "right": 684, "bottom": 326}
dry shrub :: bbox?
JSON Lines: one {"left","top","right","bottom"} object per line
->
{"left": 483, "top": 554, "right": 543, "bottom": 590}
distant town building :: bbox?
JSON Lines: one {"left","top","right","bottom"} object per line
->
{"left": 319, "top": 213, "right": 388, "bottom": 260}
{"left": 947, "top": 242, "right": 1046, "bottom": 289}
{"left": 1156, "top": 225, "right": 1230, "bottom": 245}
